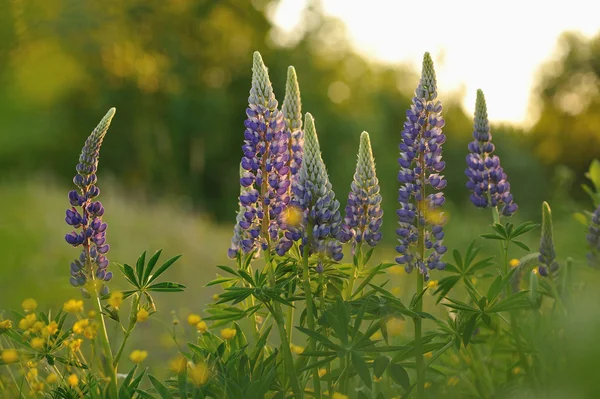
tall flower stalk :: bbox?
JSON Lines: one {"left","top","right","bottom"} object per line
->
{"left": 64, "top": 108, "right": 118, "bottom": 397}
{"left": 230, "top": 52, "right": 302, "bottom": 398}
{"left": 293, "top": 112, "right": 344, "bottom": 397}
{"left": 396, "top": 52, "right": 447, "bottom": 398}
{"left": 340, "top": 131, "right": 383, "bottom": 297}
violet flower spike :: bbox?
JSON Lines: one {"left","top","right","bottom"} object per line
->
{"left": 232, "top": 51, "right": 291, "bottom": 257}
{"left": 65, "top": 108, "right": 115, "bottom": 292}
{"left": 339, "top": 131, "right": 383, "bottom": 250}
{"left": 292, "top": 112, "right": 343, "bottom": 261}
{"left": 396, "top": 53, "right": 447, "bottom": 281}
{"left": 465, "top": 89, "right": 517, "bottom": 216}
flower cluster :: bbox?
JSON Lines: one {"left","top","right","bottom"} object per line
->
{"left": 396, "top": 53, "right": 447, "bottom": 281}
{"left": 538, "top": 201, "right": 558, "bottom": 276}
{"left": 465, "top": 90, "right": 517, "bottom": 216}
{"left": 339, "top": 131, "right": 383, "bottom": 249}
{"left": 587, "top": 204, "right": 600, "bottom": 269}
{"left": 292, "top": 113, "right": 343, "bottom": 261}
{"left": 65, "top": 108, "right": 115, "bottom": 290}
{"left": 283, "top": 66, "right": 303, "bottom": 181}
{"left": 229, "top": 52, "right": 290, "bottom": 257}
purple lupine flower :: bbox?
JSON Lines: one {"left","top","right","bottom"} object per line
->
{"left": 538, "top": 201, "right": 558, "bottom": 276}
{"left": 291, "top": 113, "right": 343, "bottom": 261}
{"left": 465, "top": 90, "right": 517, "bottom": 216}
{"left": 396, "top": 53, "right": 447, "bottom": 281}
{"left": 65, "top": 108, "right": 115, "bottom": 291}
{"left": 228, "top": 164, "right": 262, "bottom": 259}
{"left": 230, "top": 52, "right": 291, "bottom": 257}
{"left": 339, "top": 131, "right": 383, "bottom": 250}
{"left": 587, "top": 204, "right": 600, "bottom": 269}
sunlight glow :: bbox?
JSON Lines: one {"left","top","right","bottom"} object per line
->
{"left": 272, "top": 0, "right": 599, "bottom": 126}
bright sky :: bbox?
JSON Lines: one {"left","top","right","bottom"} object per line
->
{"left": 272, "top": 0, "right": 599, "bottom": 126}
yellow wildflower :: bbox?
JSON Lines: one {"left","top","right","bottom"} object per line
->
{"left": 83, "top": 323, "right": 98, "bottom": 339}
{"left": 31, "top": 381, "right": 44, "bottom": 392}
{"left": 136, "top": 308, "right": 149, "bottom": 322}
{"left": 108, "top": 292, "right": 124, "bottom": 309}
{"left": 372, "top": 331, "right": 383, "bottom": 340}
{"left": 46, "top": 374, "right": 58, "bottom": 384}
{"left": 509, "top": 259, "right": 520, "bottom": 268}
{"left": 512, "top": 366, "right": 522, "bottom": 375}
{"left": 373, "top": 375, "right": 383, "bottom": 382}
{"left": 533, "top": 268, "right": 539, "bottom": 275}
{"left": 212, "top": 294, "right": 219, "bottom": 301}
{"left": 169, "top": 356, "right": 187, "bottom": 373}
{"left": 187, "top": 314, "right": 202, "bottom": 326}
{"left": 30, "top": 337, "right": 45, "bottom": 350}
{"left": 424, "top": 351, "right": 433, "bottom": 359}
{"left": 0, "top": 320, "right": 12, "bottom": 330}
{"left": 22, "top": 298, "right": 37, "bottom": 312}
{"left": 129, "top": 350, "right": 148, "bottom": 363}
{"left": 63, "top": 299, "right": 84, "bottom": 313}
{"left": 87, "top": 310, "right": 97, "bottom": 318}
{"left": 73, "top": 319, "right": 89, "bottom": 335}
{"left": 220, "top": 328, "right": 236, "bottom": 340}
{"left": 67, "top": 374, "right": 78, "bottom": 387}
{"left": 427, "top": 280, "right": 438, "bottom": 289}
{"left": 42, "top": 321, "right": 59, "bottom": 337}
{"left": 1, "top": 349, "right": 18, "bottom": 364}
{"left": 26, "top": 368, "right": 38, "bottom": 380}
{"left": 318, "top": 368, "right": 327, "bottom": 378}
{"left": 290, "top": 344, "right": 304, "bottom": 355}
{"left": 332, "top": 393, "right": 349, "bottom": 399}
{"left": 424, "top": 381, "right": 432, "bottom": 389}
{"left": 283, "top": 205, "right": 303, "bottom": 227}
{"left": 387, "top": 318, "right": 404, "bottom": 336}
{"left": 196, "top": 321, "right": 208, "bottom": 334}
{"left": 18, "top": 314, "right": 37, "bottom": 330}
{"left": 447, "top": 376, "right": 460, "bottom": 387}
{"left": 68, "top": 339, "right": 83, "bottom": 352}
{"left": 31, "top": 321, "right": 45, "bottom": 333}
{"left": 189, "top": 363, "right": 209, "bottom": 386}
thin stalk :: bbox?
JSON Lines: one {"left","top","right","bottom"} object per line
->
{"left": 265, "top": 248, "right": 303, "bottom": 398}
{"left": 346, "top": 244, "right": 362, "bottom": 299}
{"left": 319, "top": 272, "right": 333, "bottom": 398}
{"left": 414, "top": 147, "right": 426, "bottom": 399}
{"left": 301, "top": 226, "right": 322, "bottom": 398}
{"left": 113, "top": 293, "right": 141, "bottom": 366}
{"left": 92, "top": 285, "right": 118, "bottom": 397}
{"left": 286, "top": 282, "right": 295, "bottom": 342}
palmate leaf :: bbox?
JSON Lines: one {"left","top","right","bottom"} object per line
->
{"left": 148, "top": 374, "right": 174, "bottom": 399}
{"left": 487, "top": 290, "right": 531, "bottom": 313}
{"left": 352, "top": 351, "right": 372, "bottom": 389}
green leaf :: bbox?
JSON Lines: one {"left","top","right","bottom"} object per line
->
{"left": 143, "top": 250, "right": 163, "bottom": 284}
{"left": 487, "top": 275, "right": 503, "bottom": 301}
{"left": 389, "top": 363, "right": 411, "bottom": 391}
{"left": 148, "top": 374, "right": 174, "bottom": 399}
{"left": 488, "top": 291, "right": 531, "bottom": 313}
{"left": 296, "top": 326, "right": 341, "bottom": 351}
{"left": 373, "top": 356, "right": 391, "bottom": 378}
{"left": 148, "top": 255, "right": 183, "bottom": 284}
{"left": 178, "top": 361, "right": 188, "bottom": 398}
{"left": 452, "top": 249, "right": 463, "bottom": 271}
{"left": 351, "top": 352, "right": 372, "bottom": 389}
{"left": 511, "top": 240, "right": 530, "bottom": 251}
{"left": 480, "top": 233, "right": 504, "bottom": 240}
{"left": 136, "top": 251, "right": 147, "bottom": 286}
{"left": 462, "top": 314, "right": 478, "bottom": 347}
{"left": 118, "top": 263, "right": 139, "bottom": 288}
{"left": 147, "top": 282, "right": 186, "bottom": 292}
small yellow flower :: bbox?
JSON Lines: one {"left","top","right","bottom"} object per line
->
{"left": 68, "top": 339, "right": 83, "bottom": 352}
{"left": 30, "top": 337, "right": 45, "bottom": 350}
{"left": 73, "top": 319, "right": 89, "bottom": 335}
{"left": 63, "top": 299, "right": 84, "bottom": 313}
{"left": 22, "top": 298, "right": 38, "bottom": 312}
{"left": 31, "top": 381, "right": 44, "bottom": 392}
{"left": 427, "top": 280, "right": 438, "bottom": 289}
{"left": 31, "top": 321, "right": 45, "bottom": 333}
{"left": 509, "top": 259, "right": 520, "bottom": 268}
{"left": 387, "top": 318, "right": 404, "bottom": 336}
{"left": 372, "top": 331, "right": 383, "bottom": 340}
{"left": 532, "top": 268, "right": 539, "bottom": 275}
{"left": 129, "top": 350, "right": 148, "bottom": 363}
{"left": 46, "top": 373, "right": 58, "bottom": 384}
{"left": 87, "top": 310, "right": 97, "bottom": 318}
{"left": 108, "top": 292, "right": 124, "bottom": 309}
{"left": 18, "top": 314, "right": 37, "bottom": 330}
{"left": 424, "top": 351, "right": 433, "bottom": 359}
{"left": 1, "top": 349, "right": 19, "bottom": 364}
{"left": 290, "top": 344, "right": 304, "bottom": 355}
{"left": 512, "top": 366, "right": 522, "bottom": 375}
{"left": 196, "top": 321, "right": 208, "bottom": 334}
{"left": 447, "top": 376, "right": 460, "bottom": 387}
{"left": 26, "top": 368, "right": 38, "bottom": 380}
{"left": 220, "top": 328, "right": 236, "bottom": 340}
{"left": 373, "top": 375, "right": 383, "bottom": 382}
{"left": 283, "top": 205, "right": 303, "bottom": 227}
{"left": 471, "top": 277, "right": 477, "bottom": 285}
{"left": 42, "top": 321, "right": 59, "bottom": 337}
{"left": 187, "top": 314, "right": 202, "bottom": 326}
{"left": 189, "top": 363, "right": 209, "bottom": 386}
{"left": 169, "top": 356, "right": 187, "bottom": 373}
{"left": 136, "top": 308, "right": 149, "bottom": 322}
{"left": 332, "top": 393, "right": 349, "bottom": 399}
{"left": 0, "top": 319, "right": 12, "bottom": 330}
{"left": 83, "top": 323, "right": 98, "bottom": 339}
{"left": 318, "top": 368, "right": 327, "bottom": 378}
{"left": 424, "top": 381, "right": 432, "bottom": 389}
{"left": 67, "top": 374, "right": 78, "bottom": 387}
{"left": 212, "top": 294, "right": 219, "bottom": 301}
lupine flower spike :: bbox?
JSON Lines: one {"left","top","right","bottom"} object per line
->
{"left": 228, "top": 164, "right": 260, "bottom": 259}
{"left": 65, "top": 108, "right": 115, "bottom": 293}
{"left": 587, "top": 205, "right": 600, "bottom": 269}
{"left": 229, "top": 51, "right": 290, "bottom": 258}
{"left": 396, "top": 52, "right": 447, "bottom": 281}
{"left": 339, "top": 131, "right": 383, "bottom": 251}
{"left": 293, "top": 113, "right": 343, "bottom": 261}
{"left": 538, "top": 201, "right": 558, "bottom": 276}
{"left": 466, "top": 90, "right": 517, "bottom": 216}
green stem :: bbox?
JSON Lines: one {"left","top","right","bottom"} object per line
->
{"left": 113, "top": 293, "right": 141, "bottom": 366}
{"left": 92, "top": 286, "right": 118, "bottom": 397}
{"left": 286, "top": 282, "right": 295, "bottom": 343}
{"left": 415, "top": 273, "right": 424, "bottom": 399}
{"left": 265, "top": 249, "right": 303, "bottom": 398}
{"left": 346, "top": 244, "right": 362, "bottom": 300}
{"left": 319, "top": 272, "right": 333, "bottom": 398}
{"left": 301, "top": 227, "right": 322, "bottom": 398}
